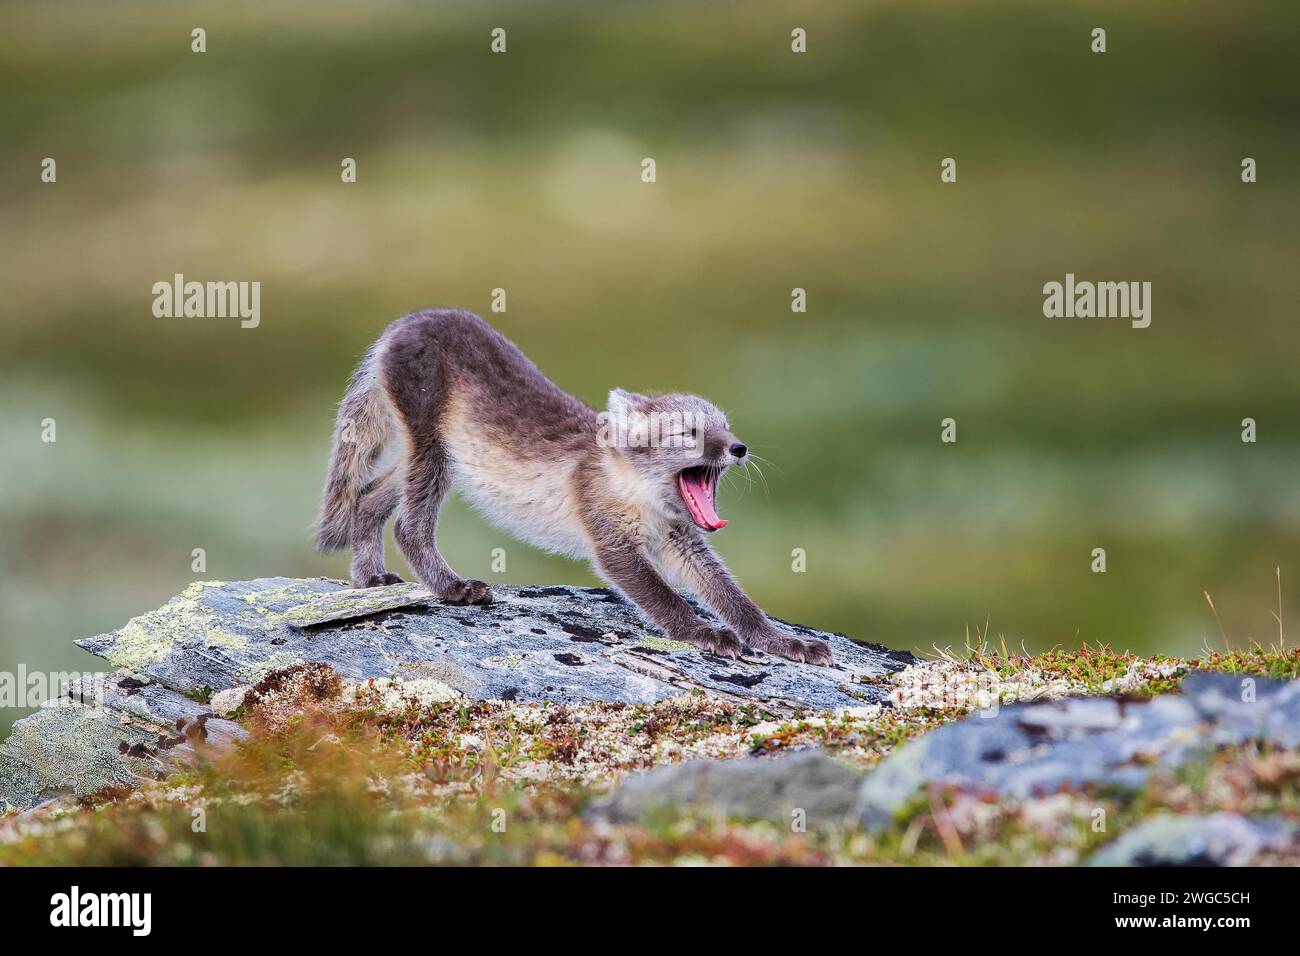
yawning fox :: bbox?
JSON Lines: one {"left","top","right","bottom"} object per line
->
{"left": 316, "top": 309, "right": 832, "bottom": 665}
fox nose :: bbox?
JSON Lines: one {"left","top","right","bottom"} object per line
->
{"left": 729, "top": 442, "right": 748, "bottom": 460}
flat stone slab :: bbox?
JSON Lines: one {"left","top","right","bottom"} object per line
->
{"left": 76, "top": 577, "right": 916, "bottom": 711}
{"left": 857, "top": 671, "right": 1300, "bottom": 829}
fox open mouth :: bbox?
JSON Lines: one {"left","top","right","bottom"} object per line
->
{"left": 678, "top": 466, "right": 727, "bottom": 532}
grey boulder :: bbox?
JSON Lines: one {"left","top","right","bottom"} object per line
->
{"left": 76, "top": 577, "right": 915, "bottom": 712}
{"left": 857, "top": 671, "right": 1300, "bottom": 829}
{"left": 2, "top": 577, "right": 913, "bottom": 812}
{"left": 1089, "top": 813, "right": 1299, "bottom": 867}
{"left": 589, "top": 749, "right": 865, "bottom": 831}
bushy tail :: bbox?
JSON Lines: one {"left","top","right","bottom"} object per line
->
{"left": 315, "top": 344, "right": 393, "bottom": 552}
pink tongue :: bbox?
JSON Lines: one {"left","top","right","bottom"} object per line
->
{"left": 680, "top": 471, "right": 727, "bottom": 531}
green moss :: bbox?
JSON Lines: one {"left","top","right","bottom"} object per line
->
{"left": 105, "top": 591, "right": 219, "bottom": 671}
{"left": 237, "top": 651, "right": 307, "bottom": 684}
{"left": 179, "top": 580, "right": 227, "bottom": 599}
{"left": 240, "top": 582, "right": 319, "bottom": 607}
{"left": 634, "top": 637, "right": 694, "bottom": 654}
{"left": 204, "top": 627, "right": 249, "bottom": 652}
{"left": 267, "top": 584, "right": 429, "bottom": 628}
{"left": 1192, "top": 647, "right": 1300, "bottom": 682}
{"left": 97, "top": 581, "right": 264, "bottom": 672}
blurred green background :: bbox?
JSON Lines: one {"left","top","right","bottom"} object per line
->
{"left": 3, "top": 0, "right": 1299, "bottom": 733}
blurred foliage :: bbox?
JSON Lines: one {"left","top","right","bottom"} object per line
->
{"left": 2, "top": 0, "right": 1299, "bottom": 733}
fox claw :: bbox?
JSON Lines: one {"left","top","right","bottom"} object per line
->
{"left": 357, "top": 572, "right": 405, "bottom": 588}
{"left": 677, "top": 624, "right": 743, "bottom": 658}
{"left": 438, "top": 578, "right": 493, "bottom": 606}
{"left": 747, "top": 630, "right": 834, "bottom": 667}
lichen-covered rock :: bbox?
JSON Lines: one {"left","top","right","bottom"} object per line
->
{"left": 76, "top": 578, "right": 915, "bottom": 711}
{"left": 2, "top": 577, "right": 912, "bottom": 814}
{"left": 1087, "top": 813, "right": 1299, "bottom": 867}
{"left": 856, "top": 671, "right": 1300, "bottom": 830}
{"left": 1179, "top": 671, "right": 1300, "bottom": 749}
{"left": 0, "top": 673, "right": 247, "bottom": 812}
{"left": 589, "top": 749, "right": 865, "bottom": 830}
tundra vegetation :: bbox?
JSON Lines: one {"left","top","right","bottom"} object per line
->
{"left": 3, "top": 639, "right": 1296, "bottom": 866}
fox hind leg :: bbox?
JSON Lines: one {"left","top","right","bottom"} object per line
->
{"left": 348, "top": 466, "right": 405, "bottom": 588}
{"left": 379, "top": 315, "right": 492, "bottom": 605}
{"left": 392, "top": 442, "right": 493, "bottom": 605}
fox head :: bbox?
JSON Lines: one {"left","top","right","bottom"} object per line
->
{"left": 599, "top": 388, "right": 748, "bottom": 532}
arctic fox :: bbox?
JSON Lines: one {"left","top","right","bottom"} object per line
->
{"left": 316, "top": 309, "right": 832, "bottom": 666}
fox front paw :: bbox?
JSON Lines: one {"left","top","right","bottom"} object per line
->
{"left": 354, "top": 572, "right": 405, "bottom": 588}
{"left": 676, "top": 623, "right": 743, "bottom": 659}
{"left": 797, "top": 637, "right": 835, "bottom": 667}
{"left": 437, "top": 577, "right": 493, "bottom": 606}
{"left": 747, "top": 629, "right": 834, "bottom": 667}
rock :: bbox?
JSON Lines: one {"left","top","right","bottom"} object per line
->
{"left": 1, "top": 577, "right": 911, "bottom": 813}
{"left": 76, "top": 578, "right": 915, "bottom": 711}
{"left": 1179, "top": 671, "right": 1300, "bottom": 749}
{"left": 208, "top": 685, "right": 252, "bottom": 718}
{"left": 0, "top": 673, "right": 247, "bottom": 812}
{"left": 1088, "top": 813, "right": 1299, "bottom": 867}
{"left": 589, "top": 749, "right": 864, "bottom": 830}
{"left": 856, "top": 672, "right": 1300, "bottom": 829}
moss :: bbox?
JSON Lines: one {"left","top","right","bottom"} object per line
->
{"left": 366, "top": 677, "right": 459, "bottom": 710}
{"left": 1192, "top": 647, "right": 1300, "bottom": 682}
{"left": 267, "top": 584, "right": 428, "bottom": 627}
{"left": 204, "top": 627, "right": 249, "bottom": 652}
{"left": 634, "top": 637, "right": 694, "bottom": 653}
{"left": 239, "top": 582, "right": 320, "bottom": 607}
{"left": 179, "top": 580, "right": 228, "bottom": 599}
{"left": 104, "top": 589, "right": 221, "bottom": 671}
{"left": 880, "top": 643, "right": 1300, "bottom": 715}
{"left": 237, "top": 651, "right": 307, "bottom": 685}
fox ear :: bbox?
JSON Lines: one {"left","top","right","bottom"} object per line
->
{"left": 607, "top": 388, "right": 647, "bottom": 419}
